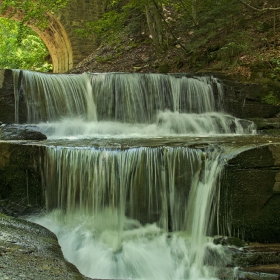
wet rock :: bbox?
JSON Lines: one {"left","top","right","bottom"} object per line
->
{"left": 235, "top": 269, "right": 280, "bottom": 280}
{"left": 0, "top": 69, "right": 16, "bottom": 124}
{"left": 232, "top": 243, "right": 280, "bottom": 268}
{"left": 220, "top": 143, "right": 280, "bottom": 243}
{"left": 220, "top": 78, "right": 280, "bottom": 119}
{"left": 0, "top": 142, "right": 44, "bottom": 216}
{"left": 213, "top": 236, "right": 247, "bottom": 248}
{"left": 0, "top": 124, "right": 47, "bottom": 140}
{"left": 0, "top": 214, "right": 91, "bottom": 280}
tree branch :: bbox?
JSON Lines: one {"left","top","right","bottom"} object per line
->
{"left": 150, "top": 0, "right": 189, "bottom": 54}
{"left": 239, "top": 0, "right": 280, "bottom": 12}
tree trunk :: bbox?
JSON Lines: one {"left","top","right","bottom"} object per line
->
{"left": 191, "top": 0, "right": 198, "bottom": 26}
{"left": 145, "top": 1, "right": 166, "bottom": 50}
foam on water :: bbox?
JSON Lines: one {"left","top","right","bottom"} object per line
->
{"left": 29, "top": 146, "right": 232, "bottom": 279}
{"left": 32, "top": 209, "right": 230, "bottom": 280}
{"left": 36, "top": 111, "right": 255, "bottom": 140}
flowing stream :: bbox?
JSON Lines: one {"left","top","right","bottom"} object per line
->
{"left": 13, "top": 70, "right": 256, "bottom": 279}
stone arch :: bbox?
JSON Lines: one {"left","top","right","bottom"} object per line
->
{"left": 31, "top": 14, "right": 73, "bottom": 73}
{"left": 0, "top": 0, "right": 105, "bottom": 73}
{"left": 0, "top": 12, "right": 73, "bottom": 73}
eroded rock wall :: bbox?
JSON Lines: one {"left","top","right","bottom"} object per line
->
{"left": 220, "top": 144, "right": 280, "bottom": 243}
{"left": 0, "top": 142, "right": 44, "bottom": 216}
{"left": 0, "top": 69, "right": 16, "bottom": 123}
{"left": 221, "top": 78, "right": 280, "bottom": 119}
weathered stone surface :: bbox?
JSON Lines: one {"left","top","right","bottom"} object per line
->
{"left": 0, "top": 124, "right": 47, "bottom": 140}
{"left": 232, "top": 243, "right": 280, "bottom": 267}
{"left": 0, "top": 142, "right": 44, "bottom": 216}
{"left": 220, "top": 78, "right": 280, "bottom": 119}
{"left": 0, "top": 214, "right": 91, "bottom": 280}
{"left": 220, "top": 144, "right": 280, "bottom": 243}
{"left": 233, "top": 244, "right": 280, "bottom": 280}
{"left": 0, "top": 69, "right": 15, "bottom": 124}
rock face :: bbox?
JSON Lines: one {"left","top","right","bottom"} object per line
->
{"left": 0, "top": 69, "right": 16, "bottom": 124}
{"left": 220, "top": 144, "right": 280, "bottom": 243}
{"left": 0, "top": 214, "right": 91, "bottom": 280}
{"left": 232, "top": 244, "right": 280, "bottom": 279}
{"left": 220, "top": 78, "right": 280, "bottom": 119}
{"left": 0, "top": 142, "right": 44, "bottom": 217}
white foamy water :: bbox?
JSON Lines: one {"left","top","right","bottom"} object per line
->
{"left": 32, "top": 210, "right": 230, "bottom": 280}
{"left": 36, "top": 111, "right": 255, "bottom": 140}
{"left": 29, "top": 146, "right": 232, "bottom": 280}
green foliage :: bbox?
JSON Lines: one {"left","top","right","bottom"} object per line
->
{"left": 217, "top": 38, "right": 252, "bottom": 62}
{"left": 158, "top": 62, "right": 170, "bottom": 73}
{"left": 77, "top": 10, "right": 126, "bottom": 41}
{"left": 0, "top": 18, "right": 52, "bottom": 71}
{"left": 261, "top": 91, "right": 279, "bottom": 105}
{"left": 1, "top": 0, "right": 68, "bottom": 28}
{"left": 269, "top": 58, "right": 280, "bottom": 80}
{"left": 77, "top": 0, "right": 146, "bottom": 44}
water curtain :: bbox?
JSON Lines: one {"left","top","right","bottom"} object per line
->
{"left": 13, "top": 70, "right": 255, "bottom": 136}
{"left": 38, "top": 144, "right": 227, "bottom": 279}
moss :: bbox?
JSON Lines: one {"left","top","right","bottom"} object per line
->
{"left": 226, "top": 237, "right": 247, "bottom": 247}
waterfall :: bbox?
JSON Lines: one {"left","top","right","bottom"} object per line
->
{"left": 20, "top": 70, "right": 250, "bottom": 279}
{"left": 13, "top": 70, "right": 256, "bottom": 137}
{"left": 33, "top": 145, "right": 229, "bottom": 280}
{"left": 13, "top": 70, "right": 97, "bottom": 123}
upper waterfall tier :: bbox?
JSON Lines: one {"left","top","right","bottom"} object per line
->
{"left": 13, "top": 70, "right": 256, "bottom": 136}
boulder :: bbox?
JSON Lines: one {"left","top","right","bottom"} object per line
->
{"left": 0, "top": 124, "right": 47, "bottom": 140}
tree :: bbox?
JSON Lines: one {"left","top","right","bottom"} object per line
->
{"left": 77, "top": 0, "right": 240, "bottom": 53}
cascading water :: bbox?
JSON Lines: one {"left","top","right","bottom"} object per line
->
{"left": 13, "top": 70, "right": 255, "bottom": 279}
{"left": 33, "top": 146, "right": 229, "bottom": 280}
{"left": 13, "top": 70, "right": 256, "bottom": 138}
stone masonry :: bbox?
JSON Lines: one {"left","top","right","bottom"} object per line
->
{"left": 0, "top": 0, "right": 105, "bottom": 73}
